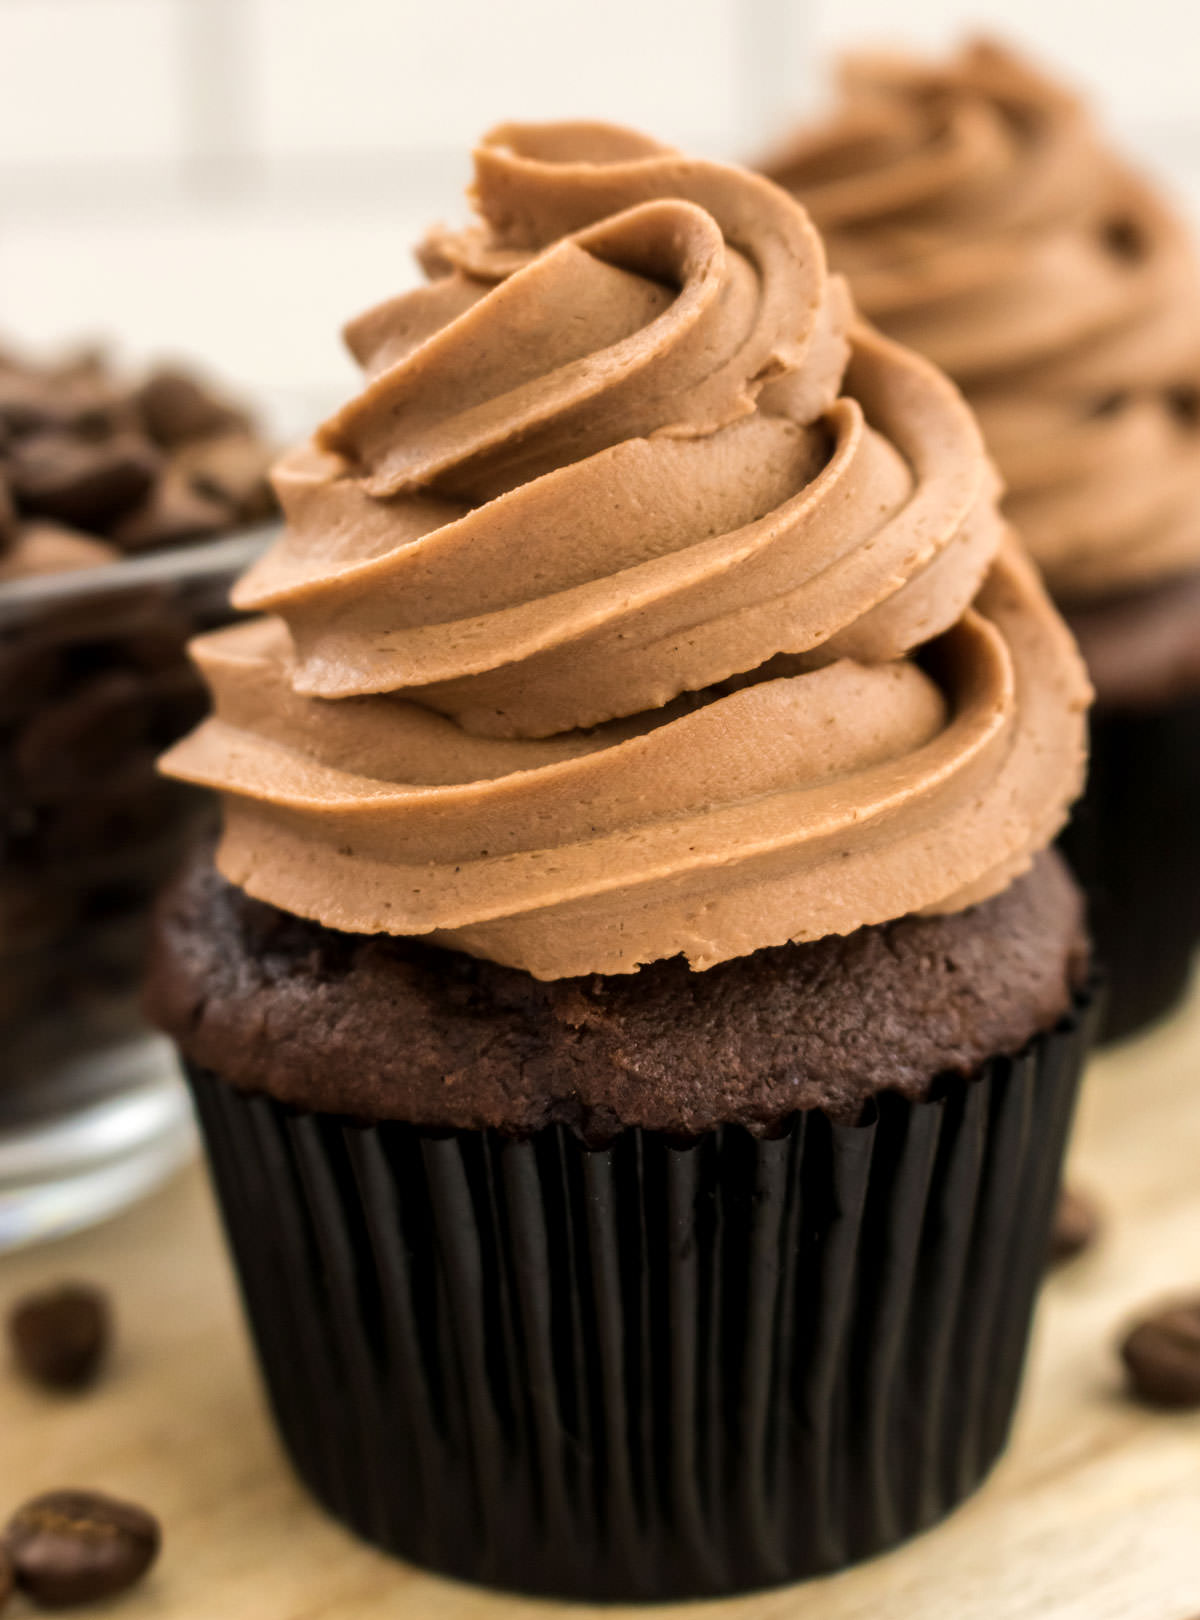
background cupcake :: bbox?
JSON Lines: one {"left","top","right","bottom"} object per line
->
{"left": 762, "top": 40, "right": 1200, "bottom": 1040}
{"left": 148, "top": 124, "right": 1093, "bottom": 1599}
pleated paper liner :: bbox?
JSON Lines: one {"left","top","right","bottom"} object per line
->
{"left": 188, "top": 985, "right": 1097, "bottom": 1602}
{"left": 1061, "top": 693, "right": 1200, "bottom": 1042}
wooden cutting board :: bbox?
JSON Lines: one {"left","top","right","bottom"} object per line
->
{"left": 3, "top": 982, "right": 1200, "bottom": 1620}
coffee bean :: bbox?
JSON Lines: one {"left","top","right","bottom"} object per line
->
{"left": 7, "top": 432, "right": 160, "bottom": 529}
{"left": 135, "top": 367, "right": 249, "bottom": 448}
{"left": 5, "top": 1490, "right": 159, "bottom": 1607}
{"left": 0, "top": 365, "right": 131, "bottom": 443}
{"left": 0, "top": 522, "right": 117, "bottom": 583}
{"left": 1048, "top": 1185, "right": 1101, "bottom": 1266}
{"left": 0, "top": 374, "right": 63, "bottom": 438}
{"left": 1121, "top": 1297, "right": 1200, "bottom": 1407}
{"left": 175, "top": 431, "right": 276, "bottom": 522}
{"left": 44, "top": 347, "right": 107, "bottom": 391}
{"left": 14, "top": 671, "right": 151, "bottom": 795}
{"left": 8, "top": 1284, "right": 110, "bottom": 1391}
{"left": 109, "top": 466, "right": 231, "bottom": 553}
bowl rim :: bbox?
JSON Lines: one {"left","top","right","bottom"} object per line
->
{"left": 0, "top": 524, "right": 279, "bottom": 617}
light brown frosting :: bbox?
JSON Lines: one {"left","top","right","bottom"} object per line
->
{"left": 162, "top": 122, "right": 1089, "bottom": 979}
{"left": 763, "top": 40, "right": 1200, "bottom": 600}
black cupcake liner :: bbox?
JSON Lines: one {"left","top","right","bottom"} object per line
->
{"left": 187, "top": 986, "right": 1096, "bottom": 1602}
{"left": 1061, "top": 693, "right": 1200, "bottom": 1042}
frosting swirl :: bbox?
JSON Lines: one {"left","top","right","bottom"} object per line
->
{"left": 162, "top": 122, "right": 1088, "bottom": 978}
{"left": 763, "top": 40, "right": 1200, "bottom": 599}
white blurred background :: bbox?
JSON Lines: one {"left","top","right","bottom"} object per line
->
{"left": 1, "top": 0, "right": 1198, "bottom": 427}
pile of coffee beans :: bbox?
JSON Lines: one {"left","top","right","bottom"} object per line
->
{"left": 0, "top": 342, "right": 278, "bottom": 1091}
{"left": 0, "top": 345, "right": 276, "bottom": 581}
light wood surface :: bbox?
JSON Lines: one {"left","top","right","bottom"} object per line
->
{"left": 3, "top": 980, "right": 1200, "bottom": 1620}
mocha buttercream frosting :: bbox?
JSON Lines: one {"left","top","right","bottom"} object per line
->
{"left": 763, "top": 40, "right": 1200, "bottom": 600}
{"left": 161, "top": 122, "right": 1089, "bottom": 979}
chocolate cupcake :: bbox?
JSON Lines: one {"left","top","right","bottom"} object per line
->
{"left": 148, "top": 124, "right": 1094, "bottom": 1599}
{"left": 762, "top": 40, "right": 1200, "bottom": 1039}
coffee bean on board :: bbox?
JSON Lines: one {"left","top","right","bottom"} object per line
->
{"left": 5, "top": 1490, "right": 160, "bottom": 1607}
{"left": 8, "top": 1284, "right": 111, "bottom": 1392}
{"left": 1048, "top": 1185, "right": 1101, "bottom": 1266}
{"left": 1121, "top": 1296, "right": 1200, "bottom": 1408}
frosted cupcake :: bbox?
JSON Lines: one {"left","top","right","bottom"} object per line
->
{"left": 763, "top": 40, "right": 1200, "bottom": 1038}
{"left": 148, "top": 124, "right": 1094, "bottom": 1599}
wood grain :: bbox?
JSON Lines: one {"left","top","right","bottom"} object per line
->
{"left": 3, "top": 978, "right": 1200, "bottom": 1620}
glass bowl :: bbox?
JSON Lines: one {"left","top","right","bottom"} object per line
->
{"left": 0, "top": 529, "right": 275, "bottom": 1249}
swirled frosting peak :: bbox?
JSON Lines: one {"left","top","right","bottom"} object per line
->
{"left": 763, "top": 39, "right": 1200, "bottom": 600}
{"left": 162, "top": 122, "right": 1089, "bottom": 978}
